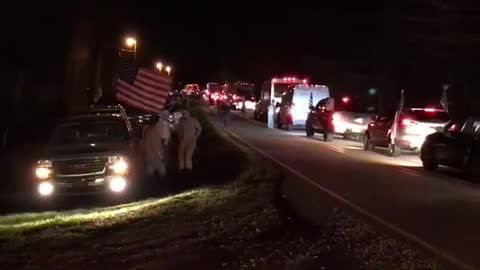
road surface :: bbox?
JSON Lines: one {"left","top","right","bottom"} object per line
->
{"left": 224, "top": 111, "right": 480, "bottom": 270}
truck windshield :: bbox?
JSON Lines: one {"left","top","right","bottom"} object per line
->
{"left": 50, "top": 121, "right": 128, "bottom": 145}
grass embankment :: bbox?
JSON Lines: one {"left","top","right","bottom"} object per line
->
{"left": 0, "top": 104, "right": 255, "bottom": 238}
{"left": 0, "top": 105, "right": 444, "bottom": 270}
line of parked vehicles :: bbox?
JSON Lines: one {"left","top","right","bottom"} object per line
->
{"left": 252, "top": 76, "right": 480, "bottom": 179}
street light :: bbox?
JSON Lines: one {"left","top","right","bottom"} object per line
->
{"left": 156, "top": 62, "right": 163, "bottom": 72}
{"left": 124, "top": 37, "right": 137, "bottom": 61}
{"left": 125, "top": 37, "right": 137, "bottom": 47}
{"left": 166, "top": 65, "right": 172, "bottom": 75}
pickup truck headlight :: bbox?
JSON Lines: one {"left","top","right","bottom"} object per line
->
{"left": 38, "top": 182, "right": 54, "bottom": 196}
{"left": 109, "top": 177, "right": 127, "bottom": 192}
{"left": 108, "top": 156, "right": 129, "bottom": 174}
{"left": 35, "top": 160, "right": 52, "bottom": 179}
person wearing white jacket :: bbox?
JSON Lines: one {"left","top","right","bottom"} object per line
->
{"left": 157, "top": 110, "right": 171, "bottom": 147}
{"left": 177, "top": 110, "right": 202, "bottom": 171}
{"left": 143, "top": 115, "right": 166, "bottom": 177}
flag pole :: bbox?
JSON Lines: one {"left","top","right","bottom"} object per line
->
{"left": 391, "top": 89, "right": 405, "bottom": 145}
{"left": 440, "top": 84, "right": 449, "bottom": 113}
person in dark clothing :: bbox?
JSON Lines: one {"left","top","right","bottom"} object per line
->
{"left": 218, "top": 101, "right": 231, "bottom": 126}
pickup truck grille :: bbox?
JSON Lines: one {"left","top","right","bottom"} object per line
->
{"left": 53, "top": 157, "right": 107, "bottom": 175}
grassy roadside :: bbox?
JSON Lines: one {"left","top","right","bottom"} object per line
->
{"left": 0, "top": 105, "right": 444, "bottom": 270}
{"left": 0, "top": 104, "right": 255, "bottom": 239}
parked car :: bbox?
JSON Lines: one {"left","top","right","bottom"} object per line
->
{"left": 364, "top": 108, "right": 449, "bottom": 156}
{"left": 306, "top": 97, "right": 374, "bottom": 141}
{"left": 421, "top": 117, "right": 480, "bottom": 179}
{"left": 32, "top": 114, "right": 143, "bottom": 197}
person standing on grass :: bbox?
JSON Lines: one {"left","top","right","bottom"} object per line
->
{"left": 143, "top": 115, "right": 166, "bottom": 178}
{"left": 158, "top": 109, "right": 171, "bottom": 148}
{"left": 177, "top": 110, "right": 202, "bottom": 172}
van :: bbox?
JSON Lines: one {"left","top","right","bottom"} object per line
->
{"left": 277, "top": 85, "right": 330, "bottom": 130}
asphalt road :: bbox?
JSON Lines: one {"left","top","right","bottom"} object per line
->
{"left": 225, "top": 111, "right": 480, "bottom": 270}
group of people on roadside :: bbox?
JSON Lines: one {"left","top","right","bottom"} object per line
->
{"left": 142, "top": 107, "right": 202, "bottom": 180}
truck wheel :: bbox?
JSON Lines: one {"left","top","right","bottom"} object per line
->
{"left": 324, "top": 132, "right": 334, "bottom": 142}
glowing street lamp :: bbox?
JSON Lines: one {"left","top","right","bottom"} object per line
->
{"left": 156, "top": 62, "right": 163, "bottom": 72}
{"left": 165, "top": 65, "right": 172, "bottom": 75}
{"left": 124, "top": 37, "right": 137, "bottom": 60}
{"left": 125, "top": 37, "right": 137, "bottom": 47}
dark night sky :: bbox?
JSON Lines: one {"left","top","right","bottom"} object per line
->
{"left": 5, "top": 0, "right": 480, "bottom": 110}
{"left": 133, "top": 1, "right": 383, "bottom": 83}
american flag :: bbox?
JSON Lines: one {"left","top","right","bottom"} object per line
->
{"left": 116, "top": 59, "right": 171, "bottom": 113}
{"left": 390, "top": 89, "right": 405, "bottom": 143}
{"left": 440, "top": 88, "right": 448, "bottom": 113}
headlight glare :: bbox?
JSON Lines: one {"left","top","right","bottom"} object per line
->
{"left": 35, "top": 160, "right": 52, "bottom": 179}
{"left": 36, "top": 167, "right": 52, "bottom": 179}
{"left": 109, "top": 177, "right": 127, "bottom": 192}
{"left": 38, "top": 182, "right": 54, "bottom": 196}
{"left": 108, "top": 156, "right": 128, "bottom": 174}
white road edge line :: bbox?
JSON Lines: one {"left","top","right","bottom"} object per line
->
{"left": 396, "top": 167, "right": 420, "bottom": 176}
{"left": 329, "top": 148, "right": 345, "bottom": 154}
{"left": 222, "top": 125, "right": 477, "bottom": 270}
{"left": 397, "top": 169, "right": 419, "bottom": 177}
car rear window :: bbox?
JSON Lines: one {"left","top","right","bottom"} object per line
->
{"left": 404, "top": 110, "right": 449, "bottom": 123}
{"left": 334, "top": 100, "right": 376, "bottom": 113}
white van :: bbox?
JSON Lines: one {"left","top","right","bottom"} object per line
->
{"left": 277, "top": 85, "right": 330, "bottom": 130}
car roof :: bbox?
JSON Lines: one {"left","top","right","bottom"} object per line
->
{"left": 58, "top": 114, "right": 127, "bottom": 125}
{"left": 90, "top": 104, "right": 124, "bottom": 110}
{"left": 90, "top": 107, "right": 122, "bottom": 111}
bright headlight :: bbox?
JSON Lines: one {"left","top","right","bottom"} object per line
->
{"left": 38, "top": 182, "right": 54, "bottom": 196}
{"left": 108, "top": 156, "right": 129, "bottom": 174}
{"left": 35, "top": 160, "right": 52, "bottom": 179}
{"left": 109, "top": 177, "right": 127, "bottom": 192}
{"left": 36, "top": 168, "right": 52, "bottom": 179}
